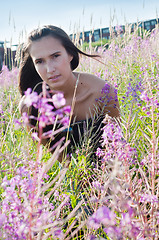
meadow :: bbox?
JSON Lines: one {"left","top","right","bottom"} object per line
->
{"left": 0, "top": 24, "right": 159, "bottom": 240}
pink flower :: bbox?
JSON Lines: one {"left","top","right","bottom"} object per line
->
{"left": 63, "top": 105, "right": 71, "bottom": 115}
{"left": 21, "top": 112, "right": 29, "bottom": 125}
{"left": 24, "top": 88, "right": 38, "bottom": 107}
{"left": 140, "top": 91, "right": 150, "bottom": 102}
{"left": 52, "top": 93, "right": 66, "bottom": 108}
{"left": 14, "top": 119, "right": 21, "bottom": 130}
{"left": 61, "top": 116, "right": 70, "bottom": 126}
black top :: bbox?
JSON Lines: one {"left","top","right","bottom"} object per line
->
{"left": 29, "top": 84, "right": 105, "bottom": 156}
{"left": 30, "top": 104, "right": 105, "bottom": 155}
{"left": 45, "top": 115, "right": 105, "bottom": 156}
{"left": 67, "top": 116, "right": 105, "bottom": 154}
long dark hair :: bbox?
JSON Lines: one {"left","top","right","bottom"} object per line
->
{"left": 18, "top": 25, "right": 100, "bottom": 96}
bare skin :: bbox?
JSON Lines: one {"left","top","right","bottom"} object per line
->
{"left": 68, "top": 72, "right": 119, "bottom": 121}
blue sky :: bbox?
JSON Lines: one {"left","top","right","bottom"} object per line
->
{"left": 1, "top": 0, "right": 159, "bottom": 45}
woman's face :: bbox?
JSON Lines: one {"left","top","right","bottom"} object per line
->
{"left": 29, "top": 35, "right": 73, "bottom": 90}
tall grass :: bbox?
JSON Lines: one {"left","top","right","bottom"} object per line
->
{"left": 0, "top": 24, "right": 159, "bottom": 239}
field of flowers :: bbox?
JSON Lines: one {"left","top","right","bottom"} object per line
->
{"left": 0, "top": 25, "right": 159, "bottom": 240}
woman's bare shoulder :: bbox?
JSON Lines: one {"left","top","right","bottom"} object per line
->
{"left": 75, "top": 71, "right": 107, "bottom": 89}
{"left": 75, "top": 72, "right": 120, "bottom": 118}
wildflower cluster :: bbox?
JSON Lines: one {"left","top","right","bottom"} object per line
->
{"left": 140, "top": 90, "right": 159, "bottom": 116}
{"left": 96, "top": 82, "right": 118, "bottom": 109}
{"left": 121, "top": 80, "right": 143, "bottom": 104}
{"left": 96, "top": 116, "right": 137, "bottom": 168}
{"left": 88, "top": 206, "right": 141, "bottom": 239}
{"left": 0, "top": 65, "right": 18, "bottom": 89}
{"left": 21, "top": 88, "right": 71, "bottom": 148}
{"left": 87, "top": 116, "right": 157, "bottom": 239}
{"left": 0, "top": 84, "right": 74, "bottom": 239}
{"left": 0, "top": 161, "right": 67, "bottom": 239}
{"left": 0, "top": 104, "right": 4, "bottom": 125}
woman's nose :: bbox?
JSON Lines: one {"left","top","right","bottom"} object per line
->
{"left": 46, "top": 61, "right": 55, "bottom": 73}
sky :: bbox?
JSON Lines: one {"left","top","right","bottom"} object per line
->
{"left": 1, "top": 0, "right": 159, "bottom": 47}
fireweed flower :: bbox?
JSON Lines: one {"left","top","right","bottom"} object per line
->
{"left": 21, "top": 112, "right": 29, "bottom": 125}
{"left": 87, "top": 118, "right": 141, "bottom": 238}
{"left": 115, "top": 25, "right": 123, "bottom": 34}
{"left": 88, "top": 205, "right": 141, "bottom": 239}
{"left": 140, "top": 90, "right": 159, "bottom": 108}
{"left": 87, "top": 235, "right": 99, "bottom": 240}
{"left": 21, "top": 88, "right": 71, "bottom": 140}
{"left": 24, "top": 88, "right": 39, "bottom": 107}
{"left": 140, "top": 194, "right": 158, "bottom": 204}
{"left": 61, "top": 115, "right": 70, "bottom": 126}
{"left": 0, "top": 104, "right": 5, "bottom": 124}
{"left": 0, "top": 65, "right": 19, "bottom": 88}
{"left": 92, "top": 180, "right": 104, "bottom": 191}
{"left": 63, "top": 105, "right": 71, "bottom": 115}
{"left": 139, "top": 89, "right": 159, "bottom": 120}
{"left": 140, "top": 91, "right": 150, "bottom": 102}
{"left": 31, "top": 132, "right": 39, "bottom": 141}
{"left": 103, "top": 210, "right": 140, "bottom": 239}
{"left": 98, "top": 118, "right": 137, "bottom": 171}
{"left": 96, "top": 147, "right": 104, "bottom": 158}
{"left": 52, "top": 92, "right": 66, "bottom": 108}
{"left": 14, "top": 118, "right": 22, "bottom": 130}
{"left": 121, "top": 80, "right": 143, "bottom": 104}
{"left": 0, "top": 104, "right": 3, "bottom": 114}
{"left": 96, "top": 83, "right": 118, "bottom": 106}
{"left": 88, "top": 206, "right": 116, "bottom": 230}
{"left": 0, "top": 163, "right": 68, "bottom": 239}
{"left": 54, "top": 228, "right": 64, "bottom": 239}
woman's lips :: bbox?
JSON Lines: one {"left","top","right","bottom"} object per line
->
{"left": 48, "top": 75, "right": 60, "bottom": 82}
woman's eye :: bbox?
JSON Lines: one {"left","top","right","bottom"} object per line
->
{"left": 54, "top": 54, "right": 60, "bottom": 58}
{"left": 35, "top": 60, "right": 43, "bottom": 64}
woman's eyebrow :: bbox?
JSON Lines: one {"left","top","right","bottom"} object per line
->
{"left": 34, "top": 51, "right": 61, "bottom": 61}
{"left": 50, "top": 51, "right": 61, "bottom": 56}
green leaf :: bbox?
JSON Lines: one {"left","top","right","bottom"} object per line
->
{"left": 70, "top": 194, "right": 77, "bottom": 209}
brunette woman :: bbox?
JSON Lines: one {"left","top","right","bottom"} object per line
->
{"left": 18, "top": 25, "right": 120, "bottom": 162}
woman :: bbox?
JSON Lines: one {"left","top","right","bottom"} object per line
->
{"left": 18, "top": 25, "right": 120, "bottom": 162}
